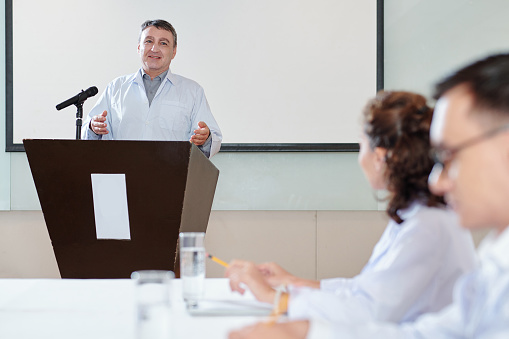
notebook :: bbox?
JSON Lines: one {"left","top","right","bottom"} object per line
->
{"left": 187, "top": 299, "right": 273, "bottom": 316}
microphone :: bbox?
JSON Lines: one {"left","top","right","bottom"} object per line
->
{"left": 56, "top": 86, "right": 98, "bottom": 111}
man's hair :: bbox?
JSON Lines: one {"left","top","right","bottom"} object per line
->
{"left": 139, "top": 19, "right": 177, "bottom": 47}
{"left": 434, "top": 53, "right": 509, "bottom": 117}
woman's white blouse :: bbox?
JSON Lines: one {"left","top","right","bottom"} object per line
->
{"left": 288, "top": 203, "right": 478, "bottom": 324}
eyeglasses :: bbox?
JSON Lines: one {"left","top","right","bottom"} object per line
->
{"left": 429, "top": 123, "right": 509, "bottom": 174}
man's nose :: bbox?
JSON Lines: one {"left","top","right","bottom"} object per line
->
{"left": 151, "top": 43, "right": 160, "bottom": 52}
{"left": 428, "top": 164, "right": 450, "bottom": 196}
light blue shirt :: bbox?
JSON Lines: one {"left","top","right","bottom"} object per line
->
{"left": 289, "top": 204, "right": 477, "bottom": 324}
{"left": 82, "top": 69, "right": 222, "bottom": 158}
{"left": 307, "top": 224, "right": 509, "bottom": 339}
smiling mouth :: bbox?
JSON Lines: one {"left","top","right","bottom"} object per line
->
{"left": 148, "top": 55, "right": 161, "bottom": 59}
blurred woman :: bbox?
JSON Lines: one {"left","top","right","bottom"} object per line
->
{"left": 225, "top": 91, "right": 477, "bottom": 326}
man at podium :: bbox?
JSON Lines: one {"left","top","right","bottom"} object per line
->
{"left": 81, "top": 19, "right": 222, "bottom": 158}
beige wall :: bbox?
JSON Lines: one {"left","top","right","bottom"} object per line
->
{"left": 0, "top": 211, "right": 59, "bottom": 278}
{"left": 0, "top": 210, "right": 489, "bottom": 280}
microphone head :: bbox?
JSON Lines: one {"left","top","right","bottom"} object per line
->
{"left": 56, "top": 86, "right": 99, "bottom": 110}
{"left": 85, "top": 86, "right": 99, "bottom": 97}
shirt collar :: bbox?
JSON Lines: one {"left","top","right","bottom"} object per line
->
{"left": 397, "top": 201, "right": 423, "bottom": 221}
{"left": 166, "top": 70, "right": 177, "bottom": 86}
{"left": 141, "top": 69, "right": 168, "bottom": 81}
{"left": 477, "top": 225, "right": 509, "bottom": 269}
{"left": 135, "top": 68, "right": 175, "bottom": 85}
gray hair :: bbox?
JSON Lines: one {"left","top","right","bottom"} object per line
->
{"left": 139, "top": 19, "right": 177, "bottom": 47}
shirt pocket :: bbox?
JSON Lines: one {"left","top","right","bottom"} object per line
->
{"left": 158, "top": 100, "right": 192, "bottom": 133}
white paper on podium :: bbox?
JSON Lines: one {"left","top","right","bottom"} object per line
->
{"left": 91, "top": 173, "right": 131, "bottom": 240}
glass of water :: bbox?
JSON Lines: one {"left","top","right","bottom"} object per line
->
{"left": 179, "top": 232, "right": 206, "bottom": 308}
{"left": 131, "top": 270, "right": 174, "bottom": 339}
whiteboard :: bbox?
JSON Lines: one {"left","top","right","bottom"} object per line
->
{"left": 7, "top": 0, "right": 378, "bottom": 149}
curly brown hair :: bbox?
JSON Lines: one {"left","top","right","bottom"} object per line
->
{"left": 362, "top": 91, "right": 445, "bottom": 224}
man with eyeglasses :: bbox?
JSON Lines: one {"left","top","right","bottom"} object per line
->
{"left": 229, "top": 54, "right": 509, "bottom": 338}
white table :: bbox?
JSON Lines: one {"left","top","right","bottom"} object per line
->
{"left": 0, "top": 278, "right": 272, "bottom": 339}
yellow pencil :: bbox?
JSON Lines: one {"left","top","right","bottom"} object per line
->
{"left": 205, "top": 252, "right": 229, "bottom": 268}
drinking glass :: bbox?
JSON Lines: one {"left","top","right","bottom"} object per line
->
{"left": 179, "top": 232, "right": 206, "bottom": 308}
{"left": 131, "top": 270, "right": 174, "bottom": 339}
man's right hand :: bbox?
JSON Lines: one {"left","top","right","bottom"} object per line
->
{"left": 229, "top": 320, "right": 310, "bottom": 339}
{"left": 90, "top": 110, "right": 109, "bottom": 135}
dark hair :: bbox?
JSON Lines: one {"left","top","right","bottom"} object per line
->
{"left": 363, "top": 91, "right": 445, "bottom": 224}
{"left": 139, "top": 19, "right": 177, "bottom": 47}
{"left": 434, "top": 53, "right": 509, "bottom": 119}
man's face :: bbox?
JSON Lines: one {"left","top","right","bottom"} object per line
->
{"left": 138, "top": 26, "right": 176, "bottom": 77}
{"left": 429, "top": 84, "right": 509, "bottom": 231}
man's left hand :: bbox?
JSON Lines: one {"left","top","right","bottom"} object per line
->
{"left": 190, "top": 121, "right": 210, "bottom": 146}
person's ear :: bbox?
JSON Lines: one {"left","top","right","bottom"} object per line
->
{"left": 172, "top": 46, "right": 177, "bottom": 60}
{"left": 373, "top": 147, "right": 387, "bottom": 172}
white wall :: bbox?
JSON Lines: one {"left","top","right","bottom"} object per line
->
{"left": 384, "top": 0, "right": 509, "bottom": 97}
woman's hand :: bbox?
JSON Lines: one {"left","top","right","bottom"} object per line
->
{"left": 256, "top": 262, "right": 297, "bottom": 287}
{"left": 257, "top": 262, "right": 320, "bottom": 289}
{"left": 225, "top": 260, "right": 276, "bottom": 304}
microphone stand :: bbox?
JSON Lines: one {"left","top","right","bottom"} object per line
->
{"left": 73, "top": 90, "right": 88, "bottom": 140}
{"left": 75, "top": 101, "right": 83, "bottom": 140}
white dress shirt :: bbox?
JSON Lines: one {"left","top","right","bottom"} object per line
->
{"left": 82, "top": 69, "right": 222, "bottom": 158}
{"left": 289, "top": 203, "right": 477, "bottom": 324}
{"left": 306, "top": 225, "right": 509, "bottom": 339}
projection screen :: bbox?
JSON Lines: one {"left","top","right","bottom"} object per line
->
{"left": 6, "top": 0, "right": 380, "bottom": 151}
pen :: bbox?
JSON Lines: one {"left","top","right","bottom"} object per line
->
{"left": 205, "top": 252, "right": 229, "bottom": 268}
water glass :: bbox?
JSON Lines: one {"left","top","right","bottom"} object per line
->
{"left": 131, "top": 270, "right": 174, "bottom": 339}
{"left": 179, "top": 232, "right": 206, "bottom": 308}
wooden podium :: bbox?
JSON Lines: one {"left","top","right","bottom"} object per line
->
{"left": 23, "top": 139, "right": 219, "bottom": 278}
